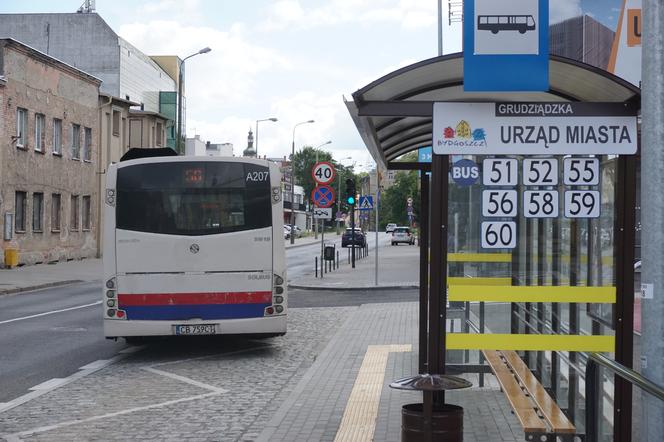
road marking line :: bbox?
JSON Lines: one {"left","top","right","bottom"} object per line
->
{"left": 0, "top": 301, "right": 102, "bottom": 325}
{"left": 29, "top": 378, "right": 68, "bottom": 391}
{"left": 334, "top": 344, "right": 411, "bottom": 442}
{"left": 78, "top": 359, "right": 111, "bottom": 370}
{"left": 148, "top": 343, "right": 272, "bottom": 368}
{"left": 0, "top": 349, "right": 141, "bottom": 414}
{"left": 142, "top": 367, "right": 227, "bottom": 393}
{"left": 1, "top": 391, "right": 222, "bottom": 441}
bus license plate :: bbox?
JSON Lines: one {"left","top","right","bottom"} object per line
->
{"left": 174, "top": 324, "right": 217, "bottom": 335}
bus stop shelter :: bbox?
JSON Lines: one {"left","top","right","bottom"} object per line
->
{"left": 346, "top": 52, "right": 641, "bottom": 441}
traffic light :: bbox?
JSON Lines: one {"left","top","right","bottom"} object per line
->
{"left": 345, "top": 178, "right": 356, "bottom": 206}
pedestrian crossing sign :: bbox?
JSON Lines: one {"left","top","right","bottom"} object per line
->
{"left": 358, "top": 196, "right": 374, "bottom": 210}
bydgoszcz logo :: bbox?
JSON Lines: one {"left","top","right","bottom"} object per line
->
{"left": 190, "top": 244, "right": 200, "bottom": 254}
{"left": 438, "top": 120, "right": 488, "bottom": 148}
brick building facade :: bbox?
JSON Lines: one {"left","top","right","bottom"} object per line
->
{"left": 0, "top": 38, "right": 101, "bottom": 265}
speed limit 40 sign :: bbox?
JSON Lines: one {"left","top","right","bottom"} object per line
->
{"left": 312, "top": 162, "right": 336, "bottom": 185}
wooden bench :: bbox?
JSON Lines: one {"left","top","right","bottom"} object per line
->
{"left": 483, "top": 349, "right": 577, "bottom": 441}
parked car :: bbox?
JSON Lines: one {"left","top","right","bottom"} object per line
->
{"left": 392, "top": 226, "right": 415, "bottom": 245}
{"left": 341, "top": 227, "right": 366, "bottom": 248}
{"left": 284, "top": 225, "right": 302, "bottom": 238}
{"left": 385, "top": 223, "right": 397, "bottom": 233}
{"left": 283, "top": 226, "right": 291, "bottom": 239}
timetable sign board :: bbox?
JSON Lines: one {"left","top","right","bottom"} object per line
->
{"left": 433, "top": 102, "right": 638, "bottom": 155}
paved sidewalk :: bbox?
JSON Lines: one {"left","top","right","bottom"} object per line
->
{"left": 288, "top": 237, "right": 420, "bottom": 290}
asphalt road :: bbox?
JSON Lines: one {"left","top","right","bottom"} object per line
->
{"left": 0, "top": 282, "right": 126, "bottom": 403}
{"left": 0, "top": 233, "right": 389, "bottom": 404}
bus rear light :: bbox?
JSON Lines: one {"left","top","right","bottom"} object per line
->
{"left": 274, "top": 295, "right": 284, "bottom": 304}
{"left": 106, "top": 290, "right": 115, "bottom": 298}
{"left": 265, "top": 307, "right": 274, "bottom": 315}
{"left": 274, "top": 275, "right": 284, "bottom": 286}
{"left": 116, "top": 310, "right": 125, "bottom": 319}
{"left": 275, "top": 305, "right": 284, "bottom": 314}
{"left": 106, "top": 299, "right": 116, "bottom": 307}
{"left": 107, "top": 309, "right": 116, "bottom": 317}
{"left": 105, "top": 278, "right": 116, "bottom": 289}
{"left": 275, "top": 286, "right": 284, "bottom": 295}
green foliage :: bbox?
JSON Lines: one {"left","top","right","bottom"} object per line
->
{"left": 291, "top": 146, "right": 358, "bottom": 216}
{"left": 379, "top": 170, "right": 420, "bottom": 228}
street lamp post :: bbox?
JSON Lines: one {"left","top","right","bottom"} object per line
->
{"left": 177, "top": 47, "right": 211, "bottom": 154}
{"left": 290, "top": 120, "right": 315, "bottom": 244}
{"left": 255, "top": 117, "right": 277, "bottom": 158}
{"left": 313, "top": 140, "right": 332, "bottom": 239}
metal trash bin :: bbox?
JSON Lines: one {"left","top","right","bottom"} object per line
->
{"left": 4, "top": 248, "right": 18, "bottom": 268}
{"left": 324, "top": 245, "right": 335, "bottom": 261}
{"left": 390, "top": 374, "right": 471, "bottom": 442}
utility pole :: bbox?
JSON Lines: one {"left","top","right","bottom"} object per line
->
{"left": 641, "top": 0, "right": 664, "bottom": 439}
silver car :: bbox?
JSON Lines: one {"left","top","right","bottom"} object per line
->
{"left": 391, "top": 226, "right": 415, "bottom": 245}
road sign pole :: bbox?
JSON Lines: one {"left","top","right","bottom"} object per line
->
{"left": 642, "top": 0, "right": 664, "bottom": 438}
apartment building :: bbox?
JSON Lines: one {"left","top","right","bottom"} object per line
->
{"left": 0, "top": 38, "right": 101, "bottom": 265}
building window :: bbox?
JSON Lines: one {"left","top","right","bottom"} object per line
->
{"left": 156, "top": 122, "right": 163, "bottom": 146}
{"left": 51, "top": 194, "right": 61, "bottom": 232}
{"left": 16, "top": 108, "right": 28, "bottom": 148}
{"left": 53, "top": 118, "right": 62, "bottom": 155}
{"left": 112, "top": 110, "right": 120, "bottom": 136}
{"left": 71, "top": 124, "right": 81, "bottom": 159}
{"left": 70, "top": 195, "right": 79, "bottom": 231}
{"left": 35, "top": 114, "right": 45, "bottom": 152}
{"left": 84, "top": 127, "right": 92, "bottom": 161}
{"left": 15, "top": 191, "right": 27, "bottom": 232}
{"left": 32, "top": 193, "right": 44, "bottom": 232}
{"left": 82, "top": 195, "right": 91, "bottom": 230}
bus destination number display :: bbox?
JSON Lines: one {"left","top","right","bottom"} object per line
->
{"left": 564, "top": 191, "right": 600, "bottom": 218}
{"left": 481, "top": 221, "right": 517, "bottom": 249}
{"left": 524, "top": 190, "right": 559, "bottom": 218}
{"left": 184, "top": 167, "right": 204, "bottom": 184}
{"left": 482, "top": 190, "right": 517, "bottom": 217}
{"left": 483, "top": 158, "right": 518, "bottom": 186}
{"left": 563, "top": 158, "right": 599, "bottom": 186}
{"left": 523, "top": 158, "right": 558, "bottom": 186}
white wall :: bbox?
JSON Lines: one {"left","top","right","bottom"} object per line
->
{"left": 185, "top": 135, "right": 206, "bottom": 156}
{"left": 119, "top": 38, "right": 176, "bottom": 113}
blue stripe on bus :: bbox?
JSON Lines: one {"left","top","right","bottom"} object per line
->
{"left": 122, "top": 303, "right": 270, "bottom": 320}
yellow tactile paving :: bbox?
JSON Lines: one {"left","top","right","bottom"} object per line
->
{"left": 334, "top": 344, "right": 412, "bottom": 442}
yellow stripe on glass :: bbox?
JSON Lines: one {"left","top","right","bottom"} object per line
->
{"left": 447, "top": 333, "right": 615, "bottom": 352}
{"left": 447, "top": 277, "right": 512, "bottom": 286}
{"left": 448, "top": 285, "right": 616, "bottom": 303}
{"left": 447, "top": 253, "right": 512, "bottom": 263}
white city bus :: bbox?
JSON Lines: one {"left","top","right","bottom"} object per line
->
{"left": 102, "top": 149, "right": 287, "bottom": 340}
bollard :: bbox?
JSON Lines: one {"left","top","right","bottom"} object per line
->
{"left": 337, "top": 250, "right": 339, "bottom": 269}
{"left": 348, "top": 248, "right": 350, "bottom": 264}
{"left": 315, "top": 256, "right": 318, "bottom": 278}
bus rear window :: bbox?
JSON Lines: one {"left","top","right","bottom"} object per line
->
{"left": 116, "top": 162, "right": 271, "bottom": 236}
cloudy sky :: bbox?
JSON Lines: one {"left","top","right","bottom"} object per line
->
{"left": 1, "top": 0, "right": 604, "bottom": 170}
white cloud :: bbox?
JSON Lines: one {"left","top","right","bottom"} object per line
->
{"left": 136, "top": 0, "right": 203, "bottom": 24}
{"left": 261, "top": 0, "right": 436, "bottom": 32}
{"left": 549, "top": 0, "right": 583, "bottom": 24}
{"left": 118, "top": 20, "right": 292, "bottom": 108}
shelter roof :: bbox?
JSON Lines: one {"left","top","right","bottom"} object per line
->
{"left": 346, "top": 52, "right": 641, "bottom": 169}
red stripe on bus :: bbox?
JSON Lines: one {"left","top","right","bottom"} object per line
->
{"left": 118, "top": 291, "right": 273, "bottom": 306}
